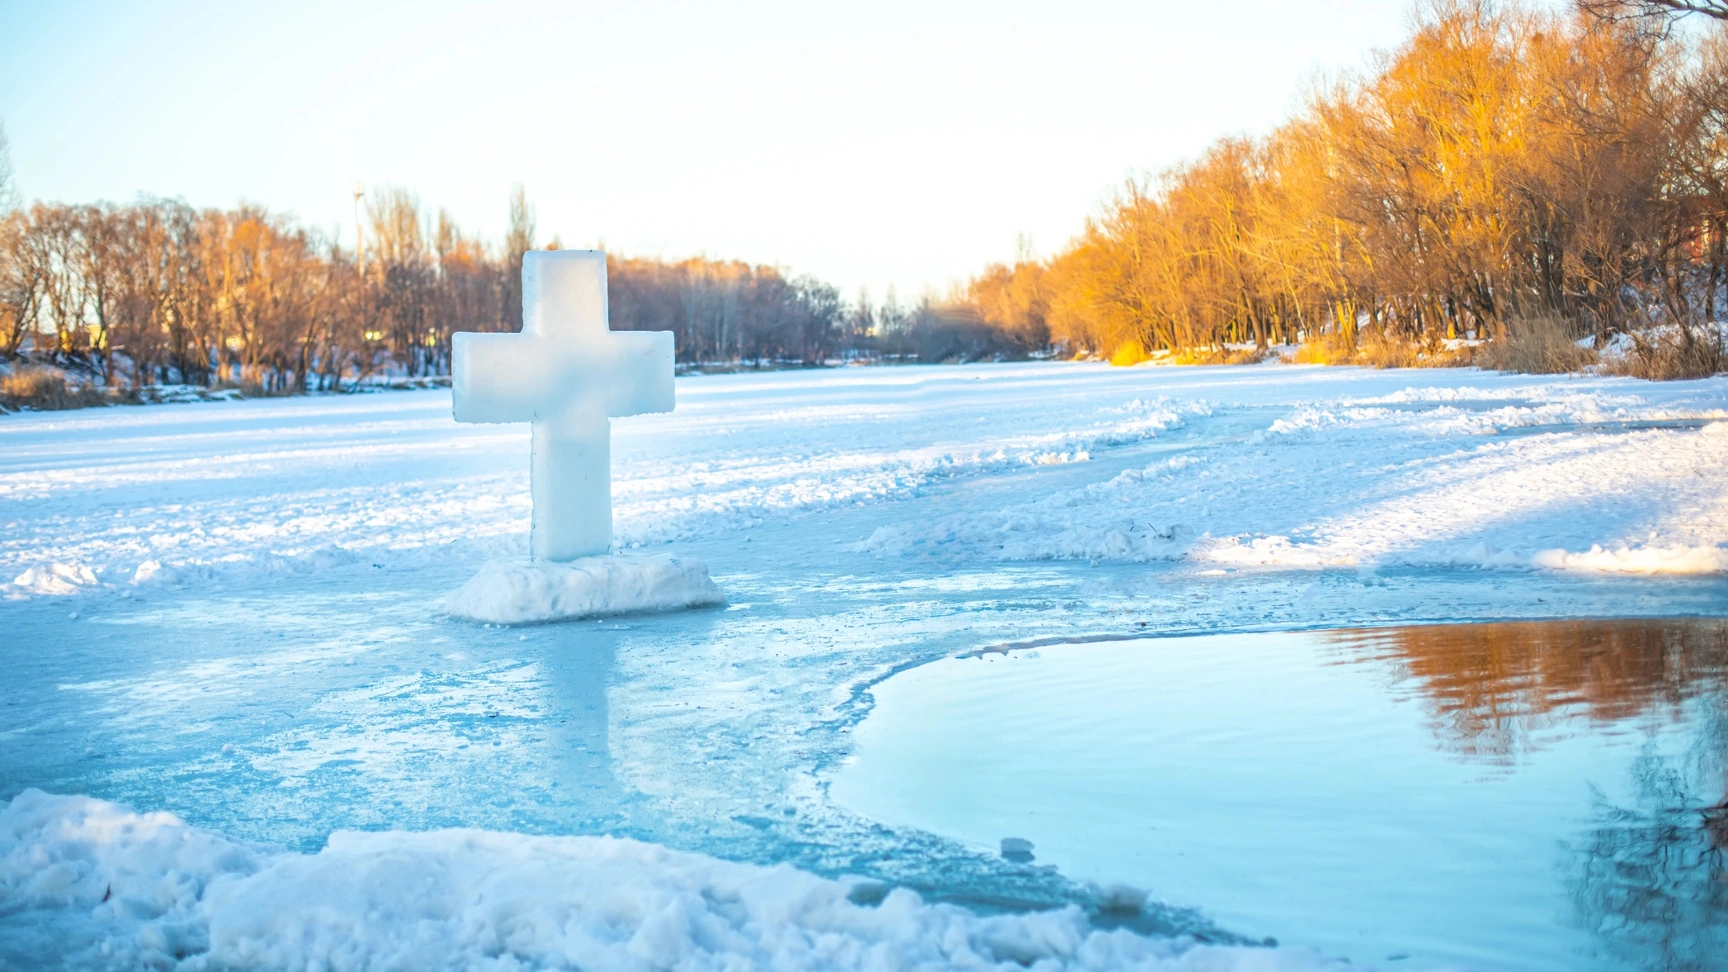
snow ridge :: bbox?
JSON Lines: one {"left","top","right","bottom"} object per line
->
{"left": 0, "top": 790, "right": 1347, "bottom": 972}
{"left": 853, "top": 406, "right": 1728, "bottom": 575}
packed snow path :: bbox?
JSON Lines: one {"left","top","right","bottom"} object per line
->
{"left": 2, "top": 362, "right": 1726, "bottom": 970}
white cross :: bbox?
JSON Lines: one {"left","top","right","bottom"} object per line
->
{"left": 452, "top": 250, "right": 674, "bottom": 562}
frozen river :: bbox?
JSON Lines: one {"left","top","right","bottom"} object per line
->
{"left": 3, "top": 361, "right": 1726, "bottom": 970}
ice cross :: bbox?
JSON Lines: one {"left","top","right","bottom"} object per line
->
{"left": 452, "top": 250, "right": 674, "bottom": 562}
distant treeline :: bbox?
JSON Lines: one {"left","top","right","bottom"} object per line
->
{"left": 0, "top": 175, "right": 1037, "bottom": 393}
{"left": 0, "top": 185, "right": 840, "bottom": 392}
{"left": 958, "top": 1, "right": 1728, "bottom": 361}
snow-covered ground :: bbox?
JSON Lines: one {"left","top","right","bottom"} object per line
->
{"left": 2, "top": 361, "right": 1726, "bottom": 970}
{"left": 6, "top": 363, "right": 1724, "bottom": 594}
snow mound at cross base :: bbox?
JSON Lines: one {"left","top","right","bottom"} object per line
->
{"left": 446, "top": 554, "right": 724, "bottom": 624}
{"left": 0, "top": 790, "right": 1350, "bottom": 972}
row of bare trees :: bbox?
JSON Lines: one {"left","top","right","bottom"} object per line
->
{"left": 956, "top": 1, "right": 1728, "bottom": 360}
{"left": 609, "top": 256, "right": 843, "bottom": 365}
{"left": 0, "top": 174, "right": 853, "bottom": 391}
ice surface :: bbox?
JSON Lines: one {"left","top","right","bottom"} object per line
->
{"left": 453, "top": 251, "right": 674, "bottom": 561}
{"left": 446, "top": 554, "right": 725, "bottom": 624}
{"left": 4, "top": 363, "right": 1728, "bottom": 970}
{"left": 10, "top": 367, "right": 1724, "bottom": 595}
{"left": 0, "top": 790, "right": 1349, "bottom": 972}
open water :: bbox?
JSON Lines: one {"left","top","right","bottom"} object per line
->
{"left": 832, "top": 619, "right": 1728, "bottom": 972}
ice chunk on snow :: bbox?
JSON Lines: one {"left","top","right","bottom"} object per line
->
{"left": 8, "top": 562, "right": 98, "bottom": 596}
{"left": 0, "top": 790, "right": 1351, "bottom": 972}
{"left": 130, "top": 559, "right": 175, "bottom": 586}
{"left": 445, "top": 553, "right": 724, "bottom": 624}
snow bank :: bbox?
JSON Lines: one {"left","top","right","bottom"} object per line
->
{"left": 446, "top": 553, "right": 725, "bottom": 624}
{"left": 0, "top": 790, "right": 1348, "bottom": 972}
{"left": 1531, "top": 543, "right": 1728, "bottom": 574}
{"left": 1192, "top": 537, "right": 1728, "bottom": 574}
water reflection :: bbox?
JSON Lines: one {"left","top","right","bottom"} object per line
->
{"left": 1568, "top": 752, "right": 1727, "bottom": 972}
{"left": 1329, "top": 619, "right": 1728, "bottom": 761}
{"left": 1332, "top": 619, "right": 1728, "bottom": 971}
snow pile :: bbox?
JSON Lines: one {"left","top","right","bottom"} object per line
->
{"left": 1531, "top": 543, "right": 1728, "bottom": 574}
{"left": 133, "top": 385, "right": 246, "bottom": 405}
{"left": 0, "top": 790, "right": 1348, "bottom": 972}
{"left": 446, "top": 553, "right": 725, "bottom": 624}
{"left": 8, "top": 561, "right": 99, "bottom": 596}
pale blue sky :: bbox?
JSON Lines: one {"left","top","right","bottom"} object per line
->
{"left": 2, "top": 0, "right": 1422, "bottom": 300}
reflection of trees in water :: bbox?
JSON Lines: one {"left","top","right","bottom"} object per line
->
{"left": 1329, "top": 619, "right": 1728, "bottom": 763}
{"left": 1332, "top": 619, "right": 1728, "bottom": 969}
{"left": 1567, "top": 743, "right": 1727, "bottom": 972}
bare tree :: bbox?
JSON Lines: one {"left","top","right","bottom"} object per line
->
{"left": 502, "top": 184, "right": 536, "bottom": 332}
{"left": 1577, "top": 0, "right": 1728, "bottom": 22}
{"left": 366, "top": 187, "right": 432, "bottom": 375}
{"left": 0, "top": 120, "right": 17, "bottom": 213}
{"left": 0, "top": 210, "right": 43, "bottom": 357}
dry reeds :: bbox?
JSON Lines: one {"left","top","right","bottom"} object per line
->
{"left": 1109, "top": 340, "right": 1153, "bottom": 366}
{"left": 1288, "top": 333, "right": 1355, "bottom": 366}
{"left": 1353, "top": 335, "right": 1429, "bottom": 370}
{"left": 1603, "top": 327, "right": 1728, "bottom": 381}
{"left": 0, "top": 366, "right": 111, "bottom": 411}
{"left": 1170, "top": 345, "right": 1271, "bottom": 366}
{"left": 1475, "top": 315, "right": 1598, "bottom": 375}
{"left": 1287, "top": 331, "right": 1467, "bottom": 369}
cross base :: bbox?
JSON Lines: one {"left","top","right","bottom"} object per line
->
{"left": 447, "top": 553, "right": 725, "bottom": 624}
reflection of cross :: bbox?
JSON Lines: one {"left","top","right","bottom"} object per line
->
{"left": 453, "top": 251, "right": 673, "bottom": 561}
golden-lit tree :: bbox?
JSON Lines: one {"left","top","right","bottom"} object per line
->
{"left": 978, "top": 0, "right": 1727, "bottom": 367}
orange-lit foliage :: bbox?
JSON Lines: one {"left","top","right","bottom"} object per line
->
{"left": 963, "top": 259, "right": 1050, "bottom": 350}
{"left": 959, "top": 1, "right": 1728, "bottom": 369}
